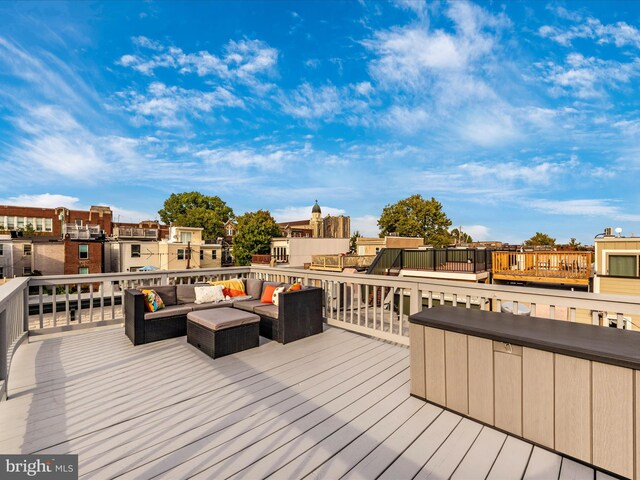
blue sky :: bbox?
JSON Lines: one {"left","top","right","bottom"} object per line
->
{"left": 0, "top": 1, "right": 639, "bottom": 244}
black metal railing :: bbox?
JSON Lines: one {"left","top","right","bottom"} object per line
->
{"left": 369, "top": 248, "right": 492, "bottom": 275}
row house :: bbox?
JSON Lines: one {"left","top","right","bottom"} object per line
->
{"left": 0, "top": 205, "right": 113, "bottom": 237}
{"left": 105, "top": 226, "right": 223, "bottom": 273}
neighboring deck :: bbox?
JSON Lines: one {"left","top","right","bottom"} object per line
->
{"left": 0, "top": 327, "right": 611, "bottom": 479}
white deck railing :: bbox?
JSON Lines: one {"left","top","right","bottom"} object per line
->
{"left": 0, "top": 277, "right": 28, "bottom": 400}
{"left": 2, "top": 266, "right": 640, "bottom": 399}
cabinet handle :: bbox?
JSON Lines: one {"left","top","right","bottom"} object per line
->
{"left": 504, "top": 343, "right": 512, "bottom": 353}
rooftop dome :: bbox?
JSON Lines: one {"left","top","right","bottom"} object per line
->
{"left": 312, "top": 200, "right": 321, "bottom": 214}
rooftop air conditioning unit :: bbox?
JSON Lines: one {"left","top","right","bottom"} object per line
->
{"left": 604, "top": 227, "right": 613, "bottom": 236}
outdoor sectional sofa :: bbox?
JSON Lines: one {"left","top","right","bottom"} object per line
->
{"left": 125, "top": 278, "right": 323, "bottom": 346}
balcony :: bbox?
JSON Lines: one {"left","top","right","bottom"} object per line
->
{"left": 251, "top": 253, "right": 289, "bottom": 265}
{"left": 113, "top": 226, "right": 159, "bottom": 239}
{"left": 62, "top": 224, "right": 102, "bottom": 240}
{"left": 1, "top": 267, "right": 639, "bottom": 477}
{"left": 492, "top": 251, "right": 592, "bottom": 286}
{"left": 310, "top": 254, "right": 376, "bottom": 271}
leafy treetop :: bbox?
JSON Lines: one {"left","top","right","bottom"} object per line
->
{"left": 450, "top": 228, "right": 472, "bottom": 244}
{"left": 524, "top": 232, "right": 556, "bottom": 247}
{"left": 158, "top": 191, "right": 234, "bottom": 241}
{"left": 349, "top": 230, "right": 362, "bottom": 254}
{"left": 232, "top": 210, "right": 281, "bottom": 266}
{"left": 378, "top": 194, "right": 453, "bottom": 247}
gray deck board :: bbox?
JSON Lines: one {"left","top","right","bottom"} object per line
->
{"left": 0, "top": 325, "right": 610, "bottom": 479}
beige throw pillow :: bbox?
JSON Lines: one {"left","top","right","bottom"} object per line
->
{"left": 194, "top": 285, "right": 225, "bottom": 304}
{"left": 272, "top": 286, "right": 286, "bottom": 306}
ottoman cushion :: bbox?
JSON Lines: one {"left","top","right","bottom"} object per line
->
{"left": 187, "top": 307, "right": 260, "bottom": 331}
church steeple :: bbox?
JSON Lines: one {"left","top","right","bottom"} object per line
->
{"left": 311, "top": 199, "right": 321, "bottom": 215}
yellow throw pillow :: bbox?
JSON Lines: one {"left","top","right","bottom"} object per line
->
{"left": 208, "top": 278, "right": 246, "bottom": 297}
{"left": 140, "top": 289, "right": 165, "bottom": 313}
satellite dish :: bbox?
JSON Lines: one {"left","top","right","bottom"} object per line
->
{"left": 615, "top": 227, "right": 623, "bottom": 237}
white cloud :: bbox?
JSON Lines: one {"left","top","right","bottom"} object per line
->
{"left": 460, "top": 224, "right": 490, "bottom": 241}
{"left": 118, "top": 82, "right": 244, "bottom": 128}
{"left": 0, "top": 193, "right": 80, "bottom": 209}
{"left": 529, "top": 199, "right": 640, "bottom": 221}
{"left": 112, "top": 206, "right": 157, "bottom": 223}
{"left": 364, "top": 1, "right": 509, "bottom": 90}
{"left": 539, "top": 15, "right": 640, "bottom": 49}
{"left": 351, "top": 215, "right": 379, "bottom": 237}
{"left": 280, "top": 83, "right": 343, "bottom": 120}
{"left": 391, "top": 0, "right": 428, "bottom": 19}
{"left": 536, "top": 54, "right": 640, "bottom": 99}
{"left": 117, "top": 37, "right": 278, "bottom": 85}
{"left": 195, "top": 142, "right": 313, "bottom": 171}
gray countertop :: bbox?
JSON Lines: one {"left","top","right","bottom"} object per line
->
{"left": 409, "top": 306, "right": 640, "bottom": 370}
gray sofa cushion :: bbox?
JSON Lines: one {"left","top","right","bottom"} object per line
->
{"left": 253, "top": 304, "right": 278, "bottom": 319}
{"left": 245, "top": 278, "right": 263, "bottom": 299}
{"left": 182, "top": 301, "right": 234, "bottom": 311}
{"left": 234, "top": 299, "right": 268, "bottom": 313}
{"left": 151, "top": 286, "right": 177, "bottom": 306}
{"left": 144, "top": 305, "right": 192, "bottom": 320}
{"left": 176, "top": 283, "right": 208, "bottom": 304}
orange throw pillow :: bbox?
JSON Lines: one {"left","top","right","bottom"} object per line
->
{"left": 287, "top": 282, "right": 302, "bottom": 292}
{"left": 261, "top": 284, "right": 277, "bottom": 303}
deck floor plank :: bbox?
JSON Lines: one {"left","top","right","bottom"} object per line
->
{"left": 523, "top": 447, "right": 563, "bottom": 480}
{"left": 487, "top": 436, "right": 534, "bottom": 480}
{"left": 450, "top": 427, "right": 507, "bottom": 480}
{"left": 0, "top": 326, "right": 613, "bottom": 480}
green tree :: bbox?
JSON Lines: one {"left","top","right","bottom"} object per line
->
{"left": 158, "top": 192, "right": 234, "bottom": 241}
{"left": 21, "top": 223, "right": 36, "bottom": 236}
{"left": 378, "top": 194, "right": 453, "bottom": 247}
{"left": 232, "top": 210, "right": 281, "bottom": 266}
{"left": 450, "top": 228, "right": 472, "bottom": 244}
{"left": 349, "top": 230, "right": 362, "bottom": 254}
{"left": 568, "top": 237, "right": 582, "bottom": 249}
{"left": 524, "top": 232, "right": 556, "bottom": 247}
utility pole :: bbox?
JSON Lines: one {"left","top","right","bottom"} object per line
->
{"left": 186, "top": 241, "right": 191, "bottom": 269}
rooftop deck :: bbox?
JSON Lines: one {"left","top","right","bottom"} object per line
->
{"left": 0, "top": 325, "right": 610, "bottom": 479}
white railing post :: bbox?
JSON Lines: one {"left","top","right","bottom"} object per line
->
{"left": 23, "top": 284, "right": 29, "bottom": 333}
{"left": 410, "top": 283, "right": 422, "bottom": 315}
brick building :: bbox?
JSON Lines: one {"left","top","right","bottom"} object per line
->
{"left": 0, "top": 205, "right": 113, "bottom": 237}
{"left": 64, "top": 240, "right": 103, "bottom": 275}
{"left": 277, "top": 201, "right": 350, "bottom": 239}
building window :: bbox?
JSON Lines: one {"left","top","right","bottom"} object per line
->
{"left": 7, "top": 217, "right": 14, "bottom": 229}
{"left": 212, "top": 250, "right": 217, "bottom": 260}
{"left": 36, "top": 218, "right": 43, "bottom": 231}
{"left": 0, "top": 244, "right": 3, "bottom": 256}
{"left": 227, "top": 228, "right": 234, "bottom": 236}
{"left": 609, "top": 255, "right": 638, "bottom": 277}
{"left": 23, "top": 266, "right": 32, "bottom": 276}
{"left": 17, "top": 217, "right": 24, "bottom": 229}
{"left": 0, "top": 266, "right": 3, "bottom": 278}
{"left": 75, "top": 219, "right": 83, "bottom": 226}
{"left": 45, "top": 219, "right": 52, "bottom": 232}
{"left": 24, "top": 244, "right": 32, "bottom": 256}
{"left": 79, "top": 267, "right": 89, "bottom": 275}
{"left": 131, "top": 244, "right": 141, "bottom": 258}
{"left": 180, "top": 232, "right": 192, "bottom": 244}
{"left": 177, "top": 249, "right": 185, "bottom": 260}
{"left": 79, "top": 244, "right": 89, "bottom": 260}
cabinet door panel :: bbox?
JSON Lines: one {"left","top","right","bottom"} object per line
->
{"left": 555, "top": 354, "right": 590, "bottom": 463}
{"left": 425, "top": 327, "right": 445, "bottom": 406}
{"left": 468, "top": 336, "right": 493, "bottom": 425}
{"left": 445, "top": 331, "right": 468, "bottom": 414}
{"left": 494, "top": 351, "right": 522, "bottom": 436}
{"left": 522, "top": 348, "right": 554, "bottom": 448}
